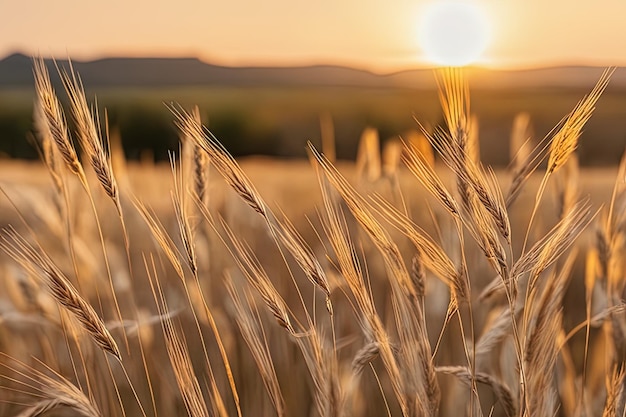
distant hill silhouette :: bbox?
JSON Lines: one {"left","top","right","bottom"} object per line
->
{"left": 1, "top": 52, "right": 624, "bottom": 90}
{"left": 0, "top": 53, "right": 395, "bottom": 88}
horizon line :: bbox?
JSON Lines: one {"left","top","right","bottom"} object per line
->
{"left": 0, "top": 50, "right": 622, "bottom": 75}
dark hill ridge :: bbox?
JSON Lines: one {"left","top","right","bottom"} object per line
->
{"left": 0, "top": 53, "right": 392, "bottom": 88}
{"left": 1, "top": 52, "right": 624, "bottom": 90}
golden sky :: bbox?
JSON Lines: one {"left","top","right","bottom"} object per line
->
{"left": 2, "top": 0, "right": 625, "bottom": 71}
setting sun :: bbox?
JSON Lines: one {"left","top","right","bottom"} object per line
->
{"left": 419, "top": 1, "right": 491, "bottom": 67}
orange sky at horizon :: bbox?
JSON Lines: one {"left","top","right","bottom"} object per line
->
{"left": 1, "top": 0, "right": 625, "bottom": 72}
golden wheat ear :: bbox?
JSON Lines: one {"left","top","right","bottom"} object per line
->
{"left": 547, "top": 68, "right": 614, "bottom": 175}
{"left": 437, "top": 366, "right": 517, "bottom": 417}
{"left": 509, "top": 112, "right": 533, "bottom": 169}
{"left": 519, "top": 68, "right": 614, "bottom": 251}
{"left": 602, "top": 366, "right": 626, "bottom": 417}
{"left": 32, "top": 57, "right": 87, "bottom": 185}
{"left": 356, "top": 126, "right": 381, "bottom": 182}
{"left": 59, "top": 65, "right": 122, "bottom": 216}
{"left": 1, "top": 354, "right": 103, "bottom": 417}
{"left": 0, "top": 228, "right": 121, "bottom": 360}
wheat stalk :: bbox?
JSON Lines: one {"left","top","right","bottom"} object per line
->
{"left": 221, "top": 219, "right": 341, "bottom": 417}
{"left": 311, "top": 143, "right": 440, "bottom": 417}
{"left": 226, "top": 277, "right": 285, "bottom": 417}
{"left": 172, "top": 106, "right": 333, "bottom": 314}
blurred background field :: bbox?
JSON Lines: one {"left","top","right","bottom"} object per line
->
{"left": 0, "top": 51, "right": 625, "bottom": 417}
{"left": 1, "top": 54, "right": 625, "bottom": 165}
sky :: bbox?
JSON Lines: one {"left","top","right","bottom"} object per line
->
{"left": 2, "top": 0, "right": 626, "bottom": 72}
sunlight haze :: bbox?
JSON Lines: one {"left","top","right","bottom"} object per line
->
{"left": 1, "top": 0, "right": 625, "bottom": 70}
{"left": 419, "top": 1, "right": 491, "bottom": 66}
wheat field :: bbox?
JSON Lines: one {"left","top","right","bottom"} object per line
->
{"left": 0, "top": 60, "right": 623, "bottom": 417}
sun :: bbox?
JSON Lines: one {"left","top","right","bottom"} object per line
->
{"left": 419, "top": 1, "right": 491, "bottom": 67}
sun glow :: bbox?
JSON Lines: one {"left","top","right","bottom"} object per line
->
{"left": 419, "top": 1, "right": 491, "bottom": 67}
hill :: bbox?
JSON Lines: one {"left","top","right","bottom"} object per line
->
{"left": 1, "top": 52, "right": 624, "bottom": 90}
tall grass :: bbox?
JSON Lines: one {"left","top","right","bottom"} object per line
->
{"left": 0, "top": 59, "right": 623, "bottom": 417}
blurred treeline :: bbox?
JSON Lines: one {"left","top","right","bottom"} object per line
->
{"left": 0, "top": 85, "right": 625, "bottom": 164}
